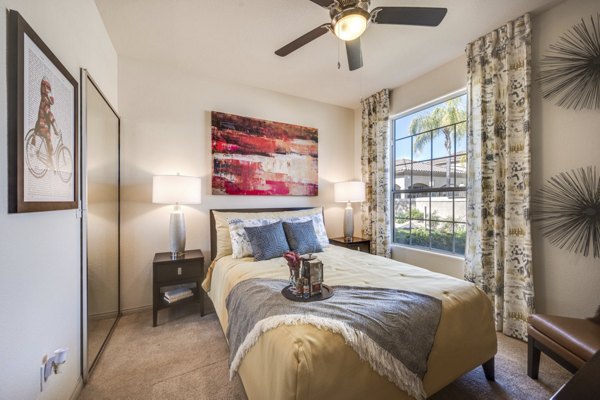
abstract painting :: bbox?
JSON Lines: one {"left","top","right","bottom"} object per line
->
{"left": 211, "top": 112, "right": 318, "bottom": 196}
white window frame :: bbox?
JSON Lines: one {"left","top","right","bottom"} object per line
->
{"left": 389, "top": 89, "right": 467, "bottom": 256}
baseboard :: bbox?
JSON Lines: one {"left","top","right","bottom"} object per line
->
{"left": 69, "top": 376, "right": 83, "bottom": 400}
{"left": 121, "top": 304, "right": 152, "bottom": 315}
{"left": 89, "top": 310, "right": 119, "bottom": 320}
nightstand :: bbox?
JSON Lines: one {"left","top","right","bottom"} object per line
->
{"left": 153, "top": 249, "right": 204, "bottom": 327}
{"left": 329, "top": 237, "right": 371, "bottom": 253}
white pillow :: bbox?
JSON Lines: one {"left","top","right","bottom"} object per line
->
{"left": 228, "top": 217, "right": 278, "bottom": 259}
{"left": 281, "top": 213, "right": 329, "bottom": 248}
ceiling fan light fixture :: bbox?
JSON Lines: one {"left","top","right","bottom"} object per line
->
{"left": 333, "top": 8, "right": 369, "bottom": 41}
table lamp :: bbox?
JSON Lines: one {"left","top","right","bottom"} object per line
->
{"left": 334, "top": 181, "right": 366, "bottom": 241}
{"left": 152, "top": 174, "right": 202, "bottom": 258}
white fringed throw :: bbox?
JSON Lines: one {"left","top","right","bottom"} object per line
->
{"left": 226, "top": 279, "right": 442, "bottom": 400}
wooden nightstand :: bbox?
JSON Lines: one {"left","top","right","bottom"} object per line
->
{"left": 153, "top": 249, "right": 204, "bottom": 327}
{"left": 329, "top": 237, "right": 371, "bottom": 253}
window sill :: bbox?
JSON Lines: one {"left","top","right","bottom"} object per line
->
{"left": 391, "top": 243, "right": 465, "bottom": 262}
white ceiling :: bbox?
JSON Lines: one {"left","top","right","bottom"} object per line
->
{"left": 95, "top": 0, "right": 560, "bottom": 109}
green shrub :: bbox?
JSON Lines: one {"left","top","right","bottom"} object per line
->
{"left": 394, "top": 226, "right": 465, "bottom": 255}
{"left": 395, "top": 208, "right": 425, "bottom": 220}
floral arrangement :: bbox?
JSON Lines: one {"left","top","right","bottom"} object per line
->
{"left": 283, "top": 251, "right": 301, "bottom": 280}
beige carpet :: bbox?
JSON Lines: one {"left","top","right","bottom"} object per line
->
{"left": 79, "top": 307, "right": 571, "bottom": 400}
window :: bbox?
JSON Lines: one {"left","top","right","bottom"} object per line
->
{"left": 391, "top": 93, "right": 467, "bottom": 255}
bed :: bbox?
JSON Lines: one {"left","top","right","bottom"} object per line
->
{"left": 204, "top": 208, "right": 497, "bottom": 400}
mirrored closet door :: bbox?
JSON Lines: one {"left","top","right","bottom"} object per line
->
{"left": 81, "top": 69, "right": 120, "bottom": 379}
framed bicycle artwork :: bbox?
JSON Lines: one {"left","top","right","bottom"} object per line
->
{"left": 7, "top": 10, "right": 78, "bottom": 213}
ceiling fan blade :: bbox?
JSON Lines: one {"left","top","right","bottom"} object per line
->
{"left": 309, "top": 0, "right": 335, "bottom": 8}
{"left": 371, "top": 7, "right": 447, "bottom": 27}
{"left": 346, "top": 38, "right": 363, "bottom": 71}
{"left": 275, "top": 24, "right": 330, "bottom": 57}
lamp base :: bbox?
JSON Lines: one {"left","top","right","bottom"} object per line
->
{"left": 343, "top": 202, "right": 354, "bottom": 241}
{"left": 169, "top": 205, "right": 186, "bottom": 258}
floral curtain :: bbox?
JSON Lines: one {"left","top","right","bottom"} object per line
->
{"left": 361, "top": 89, "right": 391, "bottom": 258}
{"left": 464, "top": 14, "right": 534, "bottom": 340}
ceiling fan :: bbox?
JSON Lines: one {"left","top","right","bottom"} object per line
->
{"left": 275, "top": 0, "right": 447, "bottom": 71}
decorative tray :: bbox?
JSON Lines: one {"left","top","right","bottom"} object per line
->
{"left": 281, "top": 284, "right": 334, "bottom": 302}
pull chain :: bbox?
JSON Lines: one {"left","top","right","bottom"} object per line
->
{"left": 358, "top": 67, "right": 363, "bottom": 104}
{"left": 337, "top": 40, "right": 341, "bottom": 70}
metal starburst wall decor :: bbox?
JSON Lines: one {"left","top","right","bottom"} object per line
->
{"left": 538, "top": 14, "right": 600, "bottom": 110}
{"left": 533, "top": 166, "right": 600, "bottom": 258}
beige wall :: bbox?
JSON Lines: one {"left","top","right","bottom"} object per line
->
{"left": 0, "top": 1, "right": 118, "bottom": 399}
{"left": 389, "top": 55, "right": 467, "bottom": 116}
{"left": 370, "top": 0, "right": 600, "bottom": 314}
{"left": 530, "top": 0, "right": 600, "bottom": 318}
{"left": 119, "top": 56, "right": 355, "bottom": 311}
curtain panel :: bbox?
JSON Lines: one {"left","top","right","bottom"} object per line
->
{"left": 464, "top": 14, "right": 534, "bottom": 340}
{"left": 361, "top": 89, "right": 391, "bottom": 258}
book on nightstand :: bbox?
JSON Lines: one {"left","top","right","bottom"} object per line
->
{"left": 164, "top": 287, "right": 194, "bottom": 303}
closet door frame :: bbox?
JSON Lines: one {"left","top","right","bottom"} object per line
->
{"left": 80, "top": 69, "right": 121, "bottom": 382}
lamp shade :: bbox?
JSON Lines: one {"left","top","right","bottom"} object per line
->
{"left": 334, "top": 181, "right": 365, "bottom": 203}
{"left": 152, "top": 175, "right": 202, "bottom": 204}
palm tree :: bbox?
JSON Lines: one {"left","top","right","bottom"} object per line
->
{"left": 408, "top": 97, "right": 466, "bottom": 187}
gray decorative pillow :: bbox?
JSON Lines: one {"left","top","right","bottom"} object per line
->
{"left": 228, "top": 217, "right": 278, "bottom": 259}
{"left": 282, "top": 221, "right": 323, "bottom": 255}
{"left": 281, "top": 213, "right": 329, "bottom": 248}
{"left": 244, "top": 221, "right": 290, "bottom": 261}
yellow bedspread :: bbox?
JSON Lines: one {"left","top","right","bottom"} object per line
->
{"left": 203, "top": 246, "right": 496, "bottom": 400}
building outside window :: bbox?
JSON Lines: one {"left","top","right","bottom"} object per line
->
{"left": 391, "top": 92, "right": 467, "bottom": 255}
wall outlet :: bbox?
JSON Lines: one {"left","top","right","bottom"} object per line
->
{"left": 40, "top": 348, "right": 68, "bottom": 391}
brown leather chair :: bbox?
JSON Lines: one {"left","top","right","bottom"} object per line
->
{"left": 527, "top": 307, "right": 600, "bottom": 378}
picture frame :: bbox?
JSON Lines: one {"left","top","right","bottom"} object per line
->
{"left": 7, "top": 10, "right": 78, "bottom": 213}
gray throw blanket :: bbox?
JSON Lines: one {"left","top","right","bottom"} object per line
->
{"left": 226, "top": 279, "right": 442, "bottom": 399}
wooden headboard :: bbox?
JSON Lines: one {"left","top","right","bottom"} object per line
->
{"left": 209, "top": 207, "right": 316, "bottom": 261}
